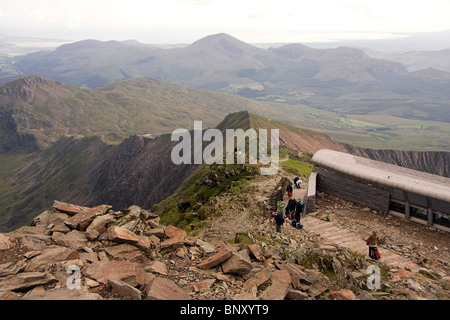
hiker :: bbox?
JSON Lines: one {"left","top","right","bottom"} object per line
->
{"left": 286, "top": 198, "right": 297, "bottom": 219}
{"left": 294, "top": 177, "right": 301, "bottom": 189}
{"left": 295, "top": 198, "right": 304, "bottom": 222}
{"left": 366, "top": 230, "right": 380, "bottom": 260}
{"left": 277, "top": 200, "right": 286, "bottom": 217}
{"left": 272, "top": 210, "right": 285, "bottom": 233}
{"left": 286, "top": 184, "right": 293, "bottom": 198}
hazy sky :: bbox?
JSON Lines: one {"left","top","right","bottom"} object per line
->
{"left": 2, "top": 0, "right": 450, "bottom": 43}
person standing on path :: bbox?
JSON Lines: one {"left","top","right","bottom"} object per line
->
{"left": 295, "top": 198, "right": 304, "bottom": 222}
{"left": 366, "top": 230, "right": 379, "bottom": 259}
{"left": 286, "top": 184, "right": 293, "bottom": 198}
{"left": 277, "top": 200, "right": 286, "bottom": 217}
{"left": 273, "top": 210, "right": 285, "bottom": 233}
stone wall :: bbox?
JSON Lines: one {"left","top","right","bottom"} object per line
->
{"left": 304, "top": 172, "right": 317, "bottom": 215}
{"left": 314, "top": 166, "right": 391, "bottom": 213}
{"left": 268, "top": 177, "right": 292, "bottom": 212}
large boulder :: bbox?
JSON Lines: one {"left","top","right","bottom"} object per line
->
{"left": 86, "top": 260, "right": 145, "bottom": 287}
{"left": 25, "top": 246, "right": 80, "bottom": 272}
{"left": 103, "top": 244, "right": 143, "bottom": 261}
{"left": 144, "top": 276, "right": 190, "bottom": 300}
{"left": 54, "top": 230, "right": 88, "bottom": 249}
{"left": 197, "top": 250, "right": 233, "bottom": 270}
{"left": 259, "top": 270, "right": 292, "bottom": 300}
{"left": 107, "top": 226, "right": 138, "bottom": 244}
{"left": 164, "top": 225, "right": 187, "bottom": 239}
{"left": 221, "top": 250, "right": 252, "bottom": 275}
{"left": 0, "top": 234, "right": 14, "bottom": 250}
{"left": 64, "top": 205, "right": 111, "bottom": 230}
{"left": 0, "top": 272, "right": 56, "bottom": 292}
{"left": 86, "top": 214, "right": 115, "bottom": 240}
{"left": 108, "top": 278, "right": 142, "bottom": 300}
{"left": 22, "top": 287, "right": 102, "bottom": 300}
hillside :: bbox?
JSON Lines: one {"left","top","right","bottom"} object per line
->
{"left": 10, "top": 33, "right": 450, "bottom": 123}
{"left": 1, "top": 109, "right": 449, "bottom": 233}
{"left": 0, "top": 110, "right": 343, "bottom": 232}
{"left": 0, "top": 75, "right": 280, "bottom": 153}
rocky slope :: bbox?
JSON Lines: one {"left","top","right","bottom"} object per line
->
{"left": 344, "top": 145, "right": 450, "bottom": 178}
{"left": 1, "top": 167, "right": 449, "bottom": 301}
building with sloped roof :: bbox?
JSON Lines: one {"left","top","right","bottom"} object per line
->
{"left": 311, "top": 149, "right": 450, "bottom": 232}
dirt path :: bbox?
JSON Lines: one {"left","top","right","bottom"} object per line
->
{"left": 199, "top": 167, "right": 450, "bottom": 275}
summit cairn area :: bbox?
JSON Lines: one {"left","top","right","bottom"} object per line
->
{"left": 1, "top": 177, "right": 450, "bottom": 300}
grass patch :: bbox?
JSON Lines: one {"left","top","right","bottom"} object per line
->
{"left": 228, "top": 232, "right": 254, "bottom": 245}
{"left": 154, "top": 163, "right": 259, "bottom": 234}
{"left": 280, "top": 158, "right": 313, "bottom": 178}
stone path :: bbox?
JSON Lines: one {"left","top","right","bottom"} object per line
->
{"left": 282, "top": 182, "right": 421, "bottom": 273}
{"left": 301, "top": 215, "right": 421, "bottom": 272}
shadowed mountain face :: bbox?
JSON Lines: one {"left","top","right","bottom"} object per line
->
{"left": 0, "top": 109, "right": 343, "bottom": 232}
{"left": 11, "top": 33, "right": 450, "bottom": 122}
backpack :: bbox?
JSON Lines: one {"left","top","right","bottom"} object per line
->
{"left": 371, "top": 247, "right": 380, "bottom": 260}
{"left": 291, "top": 219, "right": 303, "bottom": 229}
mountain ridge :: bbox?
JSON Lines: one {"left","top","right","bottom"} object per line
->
{"left": 0, "top": 75, "right": 282, "bottom": 153}
{"left": 11, "top": 33, "right": 450, "bottom": 124}
{"left": 1, "top": 109, "right": 449, "bottom": 232}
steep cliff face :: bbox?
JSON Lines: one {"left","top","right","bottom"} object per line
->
{"left": 0, "top": 135, "right": 109, "bottom": 231}
{"left": 82, "top": 134, "right": 199, "bottom": 211}
{"left": 344, "top": 145, "right": 450, "bottom": 178}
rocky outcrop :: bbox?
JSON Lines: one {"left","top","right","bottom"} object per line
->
{"left": 1, "top": 196, "right": 449, "bottom": 301}
{"left": 345, "top": 145, "right": 450, "bottom": 178}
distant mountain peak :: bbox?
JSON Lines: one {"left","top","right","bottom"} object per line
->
{"left": 189, "top": 33, "right": 259, "bottom": 54}
{"left": 0, "top": 75, "right": 60, "bottom": 103}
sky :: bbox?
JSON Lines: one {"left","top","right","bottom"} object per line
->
{"left": 1, "top": 0, "right": 450, "bottom": 44}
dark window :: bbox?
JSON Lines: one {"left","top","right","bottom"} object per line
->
{"left": 410, "top": 206, "right": 428, "bottom": 222}
{"left": 389, "top": 201, "right": 405, "bottom": 215}
{"left": 434, "top": 212, "right": 450, "bottom": 229}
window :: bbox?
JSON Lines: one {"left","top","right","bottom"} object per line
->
{"left": 434, "top": 212, "right": 450, "bottom": 229}
{"left": 389, "top": 201, "right": 405, "bottom": 215}
{"left": 410, "top": 206, "right": 428, "bottom": 222}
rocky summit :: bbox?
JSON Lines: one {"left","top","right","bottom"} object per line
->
{"left": 1, "top": 174, "right": 449, "bottom": 300}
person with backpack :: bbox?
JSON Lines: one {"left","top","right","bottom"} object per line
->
{"left": 366, "top": 230, "right": 380, "bottom": 260}
{"left": 286, "top": 198, "right": 296, "bottom": 219}
{"left": 293, "top": 177, "right": 301, "bottom": 189}
{"left": 272, "top": 211, "right": 285, "bottom": 233}
{"left": 293, "top": 198, "right": 304, "bottom": 229}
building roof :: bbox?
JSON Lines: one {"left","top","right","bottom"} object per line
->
{"left": 312, "top": 149, "right": 450, "bottom": 203}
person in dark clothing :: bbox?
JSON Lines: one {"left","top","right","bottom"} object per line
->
{"left": 272, "top": 211, "right": 285, "bottom": 233}
{"left": 293, "top": 177, "right": 301, "bottom": 189}
{"left": 286, "top": 198, "right": 296, "bottom": 219}
{"left": 293, "top": 177, "right": 299, "bottom": 189}
{"left": 295, "top": 198, "right": 304, "bottom": 222}
{"left": 286, "top": 184, "right": 293, "bottom": 198}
